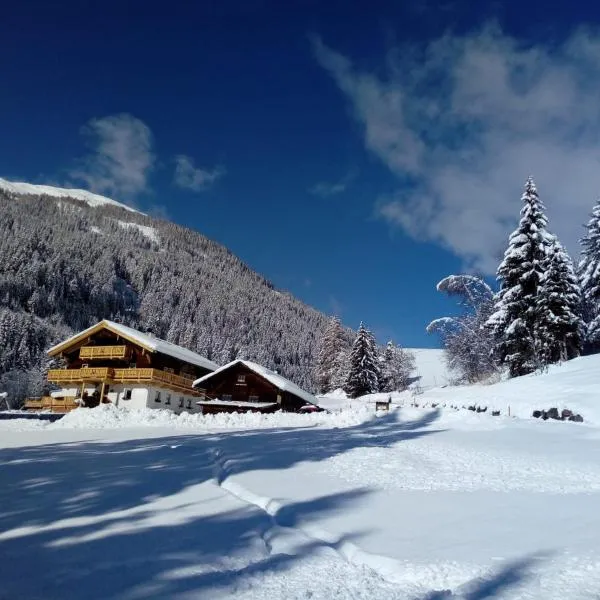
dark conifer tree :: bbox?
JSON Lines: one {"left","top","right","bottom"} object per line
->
{"left": 344, "top": 322, "right": 380, "bottom": 398}
{"left": 578, "top": 199, "right": 600, "bottom": 352}
{"left": 487, "top": 177, "right": 554, "bottom": 377}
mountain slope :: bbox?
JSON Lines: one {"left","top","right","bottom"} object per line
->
{"left": 0, "top": 183, "right": 336, "bottom": 398}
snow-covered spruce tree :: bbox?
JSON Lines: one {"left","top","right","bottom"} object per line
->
{"left": 536, "top": 240, "right": 583, "bottom": 364}
{"left": 330, "top": 347, "right": 350, "bottom": 391}
{"left": 344, "top": 322, "right": 380, "bottom": 399}
{"left": 486, "top": 177, "right": 554, "bottom": 377}
{"left": 578, "top": 199, "right": 600, "bottom": 352}
{"left": 427, "top": 275, "right": 497, "bottom": 383}
{"left": 379, "top": 341, "right": 416, "bottom": 392}
{"left": 314, "top": 316, "right": 348, "bottom": 393}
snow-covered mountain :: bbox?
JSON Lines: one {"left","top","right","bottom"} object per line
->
{"left": 0, "top": 180, "right": 352, "bottom": 398}
{"left": 0, "top": 178, "right": 141, "bottom": 213}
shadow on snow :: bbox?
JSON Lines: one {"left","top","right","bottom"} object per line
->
{"left": 0, "top": 409, "right": 442, "bottom": 598}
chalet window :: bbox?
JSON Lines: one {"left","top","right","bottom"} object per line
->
{"left": 164, "top": 367, "right": 175, "bottom": 374}
{"left": 155, "top": 391, "right": 161, "bottom": 403}
{"left": 222, "top": 394, "right": 232, "bottom": 401}
{"left": 166, "top": 394, "right": 171, "bottom": 405}
{"left": 186, "top": 399, "right": 192, "bottom": 409}
{"left": 123, "top": 389, "right": 132, "bottom": 400}
{"left": 179, "top": 397, "right": 184, "bottom": 408}
{"left": 237, "top": 374, "right": 246, "bottom": 383}
{"left": 249, "top": 395, "right": 259, "bottom": 401}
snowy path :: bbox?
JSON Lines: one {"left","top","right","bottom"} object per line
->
{"left": 2, "top": 407, "right": 600, "bottom": 598}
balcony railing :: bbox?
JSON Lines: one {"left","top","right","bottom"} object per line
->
{"left": 24, "top": 396, "right": 79, "bottom": 413}
{"left": 112, "top": 368, "right": 198, "bottom": 392}
{"left": 79, "top": 345, "right": 129, "bottom": 360}
{"left": 48, "top": 367, "right": 114, "bottom": 382}
{"left": 47, "top": 368, "right": 201, "bottom": 394}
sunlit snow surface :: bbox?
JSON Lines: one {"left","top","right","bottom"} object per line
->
{"left": 2, "top": 357, "right": 600, "bottom": 598}
{"left": 0, "top": 178, "right": 141, "bottom": 213}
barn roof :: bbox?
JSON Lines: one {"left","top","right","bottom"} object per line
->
{"left": 47, "top": 320, "right": 219, "bottom": 372}
{"left": 193, "top": 359, "right": 318, "bottom": 406}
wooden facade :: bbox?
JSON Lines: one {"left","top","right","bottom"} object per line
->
{"left": 196, "top": 362, "right": 320, "bottom": 414}
{"left": 25, "top": 322, "right": 214, "bottom": 412}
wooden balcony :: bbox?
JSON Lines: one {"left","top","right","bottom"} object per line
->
{"left": 24, "top": 396, "right": 79, "bottom": 413}
{"left": 48, "top": 367, "right": 114, "bottom": 383}
{"left": 79, "top": 345, "right": 129, "bottom": 360}
{"left": 112, "top": 368, "right": 201, "bottom": 394}
{"left": 46, "top": 368, "right": 202, "bottom": 395}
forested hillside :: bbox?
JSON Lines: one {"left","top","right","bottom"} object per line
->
{"left": 0, "top": 186, "right": 334, "bottom": 400}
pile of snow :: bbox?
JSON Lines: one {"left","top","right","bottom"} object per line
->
{"left": 413, "top": 353, "right": 600, "bottom": 424}
{"left": 0, "top": 178, "right": 140, "bottom": 214}
{"left": 6, "top": 403, "right": 374, "bottom": 431}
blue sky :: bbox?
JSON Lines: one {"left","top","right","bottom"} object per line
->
{"left": 3, "top": 0, "right": 600, "bottom": 347}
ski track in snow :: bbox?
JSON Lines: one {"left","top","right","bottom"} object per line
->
{"left": 209, "top": 447, "right": 490, "bottom": 598}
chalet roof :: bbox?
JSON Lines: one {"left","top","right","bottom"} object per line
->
{"left": 47, "top": 320, "right": 219, "bottom": 372}
{"left": 193, "top": 359, "right": 318, "bottom": 406}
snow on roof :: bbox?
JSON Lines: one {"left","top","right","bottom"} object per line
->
{"left": 0, "top": 178, "right": 141, "bottom": 214}
{"left": 48, "top": 320, "right": 219, "bottom": 372}
{"left": 194, "top": 360, "right": 318, "bottom": 406}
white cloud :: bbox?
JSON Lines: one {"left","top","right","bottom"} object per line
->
{"left": 70, "top": 114, "right": 155, "bottom": 198}
{"left": 173, "top": 155, "right": 225, "bottom": 192}
{"left": 313, "top": 27, "right": 600, "bottom": 273}
{"left": 310, "top": 169, "right": 357, "bottom": 197}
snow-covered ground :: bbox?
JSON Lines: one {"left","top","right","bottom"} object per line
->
{"left": 411, "top": 354, "right": 600, "bottom": 424}
{"left": 408, "top": 347, "right": 452, "bottom": 390}
{"left": 2, "top": 358, "right": 600, "bottom": 599}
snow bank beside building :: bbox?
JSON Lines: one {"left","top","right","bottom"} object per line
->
{"left": 2, "top": 403, "right": 374, "bottom": 431}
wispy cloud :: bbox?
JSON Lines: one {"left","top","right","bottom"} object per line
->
{"left": 312, "top": 27, "right": 600, "bottom": 273}
{"left": 309, "top": 169, "right": 357, "bottom": 197}
{"left": 70, "top": 113, "right": 155, "bottom": 199}
{"left": 173, "top": 155, "right": 225, "bottom": 192}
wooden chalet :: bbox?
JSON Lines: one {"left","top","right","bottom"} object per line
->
{"left": 25, "top": 320, "right": 219, "bottom": 413}
{"left": 193, "top": 359, "right": 322, "bottom": 414}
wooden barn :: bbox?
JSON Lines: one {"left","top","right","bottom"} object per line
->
{"left": 193, "top": 359, "right": 322, "bottom": 414}
{"left": 26, "top": 320, "right": 219, "bottom": 413}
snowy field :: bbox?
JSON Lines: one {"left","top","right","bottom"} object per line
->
{"left": 2, "top": 359, "right": 600, "bottom": 599}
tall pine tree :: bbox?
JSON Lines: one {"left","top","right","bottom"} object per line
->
{"left": 314, "top": 316, "right": 348, "bottom": 393}
{"left": 487, "top": 177, "right": 554, "bottom": 377}
{"left": 578, "top": 199, "right": 600, "bottom": 351}
{"left": 344, "top": 322, "right": 380, "bottom": 398}
{"left": 536, "top": 240, "right": 583, "bottom": 364}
